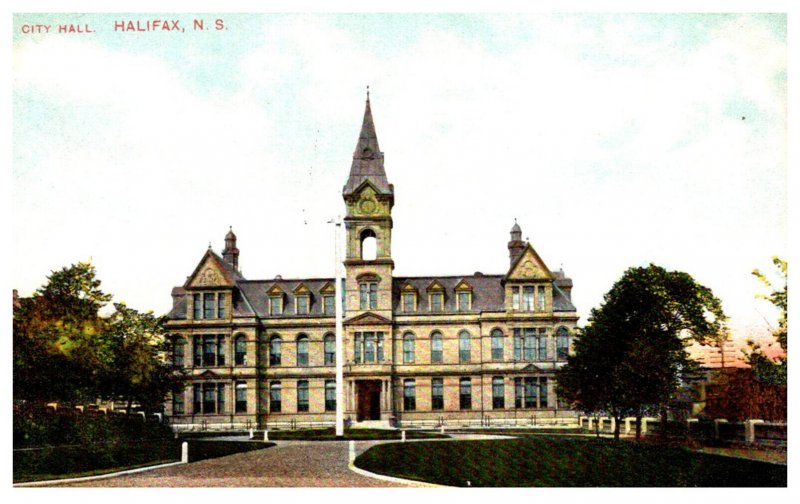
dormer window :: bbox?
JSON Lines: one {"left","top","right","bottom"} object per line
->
{"left": 293, "top": 283, "right": 311, "bottom": 315}
{"left": 455, "top": 281, "right": 473, "bottom": 312}
{"left": 401, "top": 284, "right": 418, "bottom": 312}
{"left": 537, "top": 286, "right": 546, "bottom": 311}
{"left": 269, "top": 296, "right": 282, "bottom": 315}
{"left": 320, "top": 282, "right": 336, "bottom": 316}
{"left": 523, "top": 286, "right": 535, "bottom": 311}
{"left": 296, "top": 295, "right": 309, "bottom": 315}
{"left": 427, "top": 281, "right": 446, "bottom": 312}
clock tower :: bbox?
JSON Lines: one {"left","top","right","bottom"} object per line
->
{"left": 342, "top": 93, "right": 394, "bottom": 320}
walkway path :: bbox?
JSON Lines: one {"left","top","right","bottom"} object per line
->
{"left": 46, "top": 434, "right": 510, "bottom": 487}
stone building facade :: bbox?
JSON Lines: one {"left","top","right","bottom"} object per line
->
{"left": 164, "top": 97, "right": 579, "bottom": 429}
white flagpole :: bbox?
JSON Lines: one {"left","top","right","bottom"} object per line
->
{"left": 334, "top": 216, "right": 345, "bottom": 437}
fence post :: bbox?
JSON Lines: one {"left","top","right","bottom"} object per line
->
{"left": 745, "top": 419, "right": 764, "bottom": 444}
{"left": 440, "top": 424, "right": 445, "bottom": 435}
{"left": 263, "top": 429, "right": 269, "bottom": 442}
{"left": 598, "top": 417, "right": 605, "bottom": 432}
{"left": 713, "top": 419, "right": 728, "bottom": 441}
{"left": 641, "top": 418, "right": 648, "bottom": 435}
{"left": 181, "top": 441, "right": 189, "bottom": 463}
{"left": 587, "top": 417, "right": 594, "bottom": 430}
{"left": 609, "top": 417, "right": 616, "bottom": 434}
{"left": 401, "top": 430, "right": 406, "bottom": 442}
{"left": 624, "top": 418, "right": 632, "bottom": 434}
{"left": 249, "top": 428, "right": 254, "bottom": 439}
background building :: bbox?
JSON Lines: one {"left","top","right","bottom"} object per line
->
{"left": 164, "top": 97, "right": 579, "bottom": 428}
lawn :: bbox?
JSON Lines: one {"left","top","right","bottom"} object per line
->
{"left": 354, "top": 436, "right": 786, "bottom": 487}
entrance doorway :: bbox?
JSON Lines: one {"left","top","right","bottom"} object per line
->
{"left": 356, "top": 380, "right": 382, "bottom": 421}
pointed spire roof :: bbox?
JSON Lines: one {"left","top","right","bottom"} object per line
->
{"left": 343, "top": 91, "right": 393, "bottom": 196}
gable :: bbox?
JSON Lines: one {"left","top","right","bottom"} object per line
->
{"left": 344, "top": 311, "right": 393, "bottom": 326}
{"left": 427, "top": 280, "right": 446, "bottom": 292}
{"left": 348, "top": 181, "right": 391, "bottom": 217}
{"left": 506, "top": 244, "right": 553, "bottom": 281}
{"left": 186, "top": 251, "right": 235, "bottom": 288}
{"left": 319, "top": 281, "right": 336, "bottom": 294}
{"left": 454, "top": 280, "right": 473, "bottom": 291}
{"left": 267, "top": 284, "right": 285, "bottom": 296}
{"left": 293, "top": 283, "right": 311, "bottom": 295}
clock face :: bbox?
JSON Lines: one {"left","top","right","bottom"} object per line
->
{"left": 359, "top": 197, "right": 377, "bottom": 214}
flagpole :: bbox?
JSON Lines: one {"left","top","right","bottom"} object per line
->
{"left": 333, "top": 216, "right": 345, "bottom": 437}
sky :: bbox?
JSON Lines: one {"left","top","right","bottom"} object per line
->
{"left": 11, "top": 12, "right": 788, "bottom": 348}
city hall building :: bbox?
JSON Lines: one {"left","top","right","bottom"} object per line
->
{"left": 164, "top": 97, "right": 579, "bottom": 429}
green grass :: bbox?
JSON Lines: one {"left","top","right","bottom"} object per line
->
{"left": 262, "top": 427, "right": 447, "bottom": 441}
{"left": 354, "top": 436, "right": 787, "bottom": 487}
{"left": 14, "top": 459, "right": 179, "bottom": 483}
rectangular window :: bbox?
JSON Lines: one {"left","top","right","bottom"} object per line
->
{"left": 524, "top": 328, "right": 536, "bottom": 361}
{"left": 354, "top": 334, "right": 362, "bottom": 363}
{"left": 364, "top": 333, "right": 375, "bottom": 362}
{"left": 539, "top": 378, "right": 549, "bottom": 408}
{"left": 359, "top": 283, "right": 368, "bottom": 310}
{"left": 403, "top": 336, "right": 414, "bottom": 363}
{"left": 538, "top": 328, "right": 548, "bottom": 360}
{"left": 296, "top": 296, "right": 309, "bottom": 315}
{"left": 173, "top": 391, "right": 185, "bottom": 415}
{"left": 430, "top": 292, "right": 443, "bottom": 311}
{"left": 203, "top": 335, "right": 216, "bottom": 367}
{"left": 324, "top": 295, "right": 334, "bottom": 316}
{"left": 511, "top": 287, "right": 520, "bottom": 310}
{"left": 203, "top": 383, "right": 216, "bottom": 414}
{"left": 369, "top": 283, "right": 378, "bottom": 309}
{"left": 297, "top": 338, "right": 309, "bottom": 366}
{"left": 514, "top": 378, "right": 523, "bottom": 408}
{"left": 235, "top": 382, "right": 247, "bottom": 413}
{"left": 269, "top": 338, "right": 281, "bottom": 366}
{"left": 269, "top": 382, "right": 281, "bottom": 412}
{"left": 173, "top": 339, "right": 185, "bottom": 367}
{"left": 523, "top": 286, "right": 535, "bottom": 311}
{"left": 203, "top": 293, "right": 215, "bottom": 319}
{"left": 234, "top": 337, "right": 246, "bottom": 366}
{"left": 377, "top": 333, "right": 384, "bottom": 361}
{"left": 431, "top": 378, "right": 444, "bottom": 410}
{"left": 457, "top": 291, "right": 469, "bottom": 311}
{"left": 325, "top": 380, "right": 336, "bottom": 411}
{"left": 217, "top": 293, "right": 226, "bottom": 318}
{"left": 403, "top": 292, "right": 415, "bottom": 312}
{"left": 459, "top": 378, "right": 472, "bottom": 410}
{"left": 403, "top": 379, "right": 416, "bottom": 411}
{"left": 524, "top": 378, "right": 537, "bottom": 408}
{"left": 513, "top": 329, "right": 522, "bottom": 361}
{"left": 216, "top": 335, "right": 226, "bottom": 366}
{"left": 297, "top": 380, "right": 309, "bottom": 412}
{"left": 492, "top": 377, "right": 505, "bottom": 409}
{"left": 270, "top": 297, "right": 281, "bottom": 316}
{"left": 431, "top": 335, "right": 443, "bottom": 363}
{"left": 193, "top": 294, "right": 202, "bottom": 319}
{"left": 217, "top": 383, "right": 225, "bottom": 414}
{"left": 193, "top": 384, "right": 202, "bottom": 414}
{"left": 537, "top": 286, "right": 546, "bottom": 311}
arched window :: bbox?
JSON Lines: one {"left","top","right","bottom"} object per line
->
{"left": 297, "top": 335, "right": 309, "bottom": 366}
{"left": 459, "top": 330, "right": 471, "bottom": 363}
{"left": 324, "top": 333, "right": 335, "bottom": 365}
{"left": 556, "top": 326, "right": 570, "bottom": 360}
{"left": 403, "top": 333, "right": 415, "bottom": 363}
{"left": 491, "top": 329, "right": 504, "bottom": 361}
{"left": 173, "top": 336, "right": 186, "bottom": 367}
{"left": 360, "top": 228, "right": 377, "bottom": 261}
{"left": 269, "top": 335, "right": 282, "bottom": 366}
{"left": 431, "top": 331, "right": 443, "bottom": 363}
{"left": 234, "top": 335, "right": 247, "bottom": 366}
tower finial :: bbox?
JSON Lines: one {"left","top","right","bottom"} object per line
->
{"left": 366, "top": 85, "right": 370, "bottom": 100}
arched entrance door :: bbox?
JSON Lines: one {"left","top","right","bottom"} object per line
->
{"left": 356, "top": 380, "right": 382, "bottom": 421}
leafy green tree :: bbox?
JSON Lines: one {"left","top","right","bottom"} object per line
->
{"left": 745, "top": 257, "right": 787, "bottom": 385}
{"left": 13, "top": 263, "right": 112, "bottom": 403}
{"left": 557, "top": 264, "right": 726, "bottom": 440}
{"left": 100, "top": 303, "right": 184, "bottom": 413}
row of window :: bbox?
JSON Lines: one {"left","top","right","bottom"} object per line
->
{"left": 511, "top": 285, "right": 547, "bottom": 312}
{"left": 192, "top": 292, "right": 226, "bottom": 320}
{"left": 268, "top": 294, "right": 336, "bottom": 316}
{"left": 269, "top": 380, "right": 337, "bottom": 413}
{"left": 173, "top": 382, "right": 248, "bottom": 415}
{"left": 175, "top": 328, "right": 571, "bottom": 368}
{"left": 398, "top": 290, "right": 472, "bottom": 312}
{"left": 402, "top": 377, "right": 548, "bottom": 411}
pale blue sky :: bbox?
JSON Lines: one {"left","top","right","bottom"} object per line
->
{"left": 12, "top": 13, "right": 787, "bottom": 343}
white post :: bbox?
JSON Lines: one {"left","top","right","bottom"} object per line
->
{"left": 401, "top": 430, "right": 406, "bottom": 442}
{"left": 587, "top": 417, "right": 594, "bottom": 430}
{"left": 249, "top": 428, "right": 254, "bottom": 439}
{"left": 609, "top": 417, "right": 616, "bottom": 434}
{"left": 334, "top": 217, "right": 345, "bottom": 437}
{"left": 598, "top": 417, "right": 605, "bottom": 432}
{"left": 714, "top": 419, "right": 728, "bottom": 441}
{"left": 625, "top": 418, "right": 632, "bottom": 434}
{"left": 263, "top": 429, "right": 269, "bottom": 442}
{"left": 745, "top": 420, "right": 764, "bottom": 444}
{"left": 641, "top": 418, "right": 648, "bottom": 435}
{"left": 440, "top": 425, "right": 445, "bottom": 435}
{"left": 181, "top": 441, "right": 189, "bottom": 463}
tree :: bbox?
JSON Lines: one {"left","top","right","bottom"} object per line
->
{"left": 13, "top": 262, "right": 183, "bottom": 412}
{"left": 745, "top": 257, "right": 787, "bottom": 385}
{"left": 13, "top": 263, "right": 112, "bottom": 403}
{"left": 557, "top": 264, "right": 726, "bottom": 440}
{"left": 100, "top": 303, "right": 184, "bottom": 413}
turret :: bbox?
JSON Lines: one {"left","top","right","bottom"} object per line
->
{"left": 508, "top": 220, "right": 526, "bottom": 265}
{"left": 222, "top": 226, "right": 239, "bottom": 271}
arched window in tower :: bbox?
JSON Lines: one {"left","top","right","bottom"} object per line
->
{"left": 360, "top": 228, "right": 377, "bottom": 261}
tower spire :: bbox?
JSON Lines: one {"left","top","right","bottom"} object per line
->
{"left": 343, "top": 92, "right": 393, "bottom": 197}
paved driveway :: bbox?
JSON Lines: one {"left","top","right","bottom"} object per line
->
{"left": 49, "top": 440, "right": 409, "bottom": 487}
